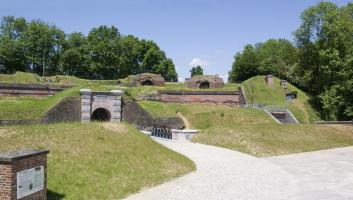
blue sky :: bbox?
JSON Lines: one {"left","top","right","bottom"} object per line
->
{"left": 0, "top": 0, "right": 351, "bottom": 81}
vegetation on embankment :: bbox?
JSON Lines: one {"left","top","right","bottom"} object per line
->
{"left": 0, "top": 72, "right": 318, "bottom": 123}
{"left": 242, "top": 76, "right": 320, "bottom": 123}
{"left": 0, "top": 71, "right": 42, "bottom": 84}
{"left": 0, "top": 72, "right": 122, "bottom": 120}
{"left": 139, "top": 101, "right": 353, "bottom": 157}
{"left": 193, "top": 124, "right": 353, "bottom": 157}
{"left": 0, "top": 122, "right": 195, "bottom": 199}
{"left": 138, "top": 101, "right": 275, "bottom": 128}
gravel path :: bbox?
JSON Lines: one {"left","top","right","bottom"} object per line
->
{"left": 124, "top": 139, "right": 353, "bottom": 200}
{"left": 124, "top": 139, "right": 299, "bottom": 200}
{"left": 267, "top": 146, "right": 353, "bottom": 200}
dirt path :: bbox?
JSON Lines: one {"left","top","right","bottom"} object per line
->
{"left": 176, "top": 112, "right": 191, "bottom": 129}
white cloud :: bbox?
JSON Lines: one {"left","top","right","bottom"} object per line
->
{"left": 178, "top": 77, "right": 184, "bottom": 82}
{"left": 189, "top": 58, "right": 210, "bottom": 67}
{"left": 219, "top": 74, "right": 229, "bottom": 83}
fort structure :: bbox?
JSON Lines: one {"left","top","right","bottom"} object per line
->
{"left": 186, "top": 75, "right": 224, "bottom": 89}
{"left": 137, "top": 73, "right": 165, "bottom": 86}
{"left": 80, "top": 89, "right": 123, "bottom": 122}
{"left": 156, "top": 90, "right": 240, "bottom": 105}
{"left": 0, "top": 83, "right": 70, "bottom": 97}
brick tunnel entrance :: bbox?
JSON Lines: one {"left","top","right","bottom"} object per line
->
{"left": 199, "top": 81, "right": 210, "bottom": 89}
{"left": 91, "top": 108, "right": 111, "bottom": 121}
{"left": 141, "top": 79, "right": 154, "bottom": 86}
{"left": 80, "top": 89, "right": 122, "bottom": 122}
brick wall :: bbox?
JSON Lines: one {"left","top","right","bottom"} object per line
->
{"left": 0, "top": 150, "right": 48, "bottom": 200}
{"left": 0, "top": 83, "right": 68, "bottom": 97}
{"left": 156, "top": 91, "right": 239, "bottom": 105}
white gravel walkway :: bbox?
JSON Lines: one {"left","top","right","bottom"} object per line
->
{"left": 267, "top": 146, "right": 353, "bottom": 200}
{"left": 124, "top": 139, "right": 353, "bottom": 200}
{"left": 124, "top": 139, "right": 299, "bottom": 200}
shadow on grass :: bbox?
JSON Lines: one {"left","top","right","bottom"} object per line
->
{"left": 47, "top": 190, "right": 65, "bottom": 200}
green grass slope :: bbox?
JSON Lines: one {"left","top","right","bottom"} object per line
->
{"left": 0, "top": 72, "right": 122, "bottom": 120}
{"left": 0, "top": 71, "right": 42, "bottom": 84}
{"left": 193, "top": 124, "right": 353, "bottom": 157}
{"left": 0, "top": 122, "right": 195, "bottom": 199}
{"left": 242, "top": 76, "right": 320, "bottom": 123}
{"left": 138, "top": 101, "right": 275, "bottom": 129}
{"left": 139, "top": 102, "right": 353, "bottom": 158}
{"left": 0, "top": 86, "right": 80, "bottom": 120}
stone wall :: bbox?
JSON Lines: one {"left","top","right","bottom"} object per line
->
{"left": 156, "top": 91, "right": 240, "bottom": 105}
{"left": 0, "top": 149, "right": 49, "bottom": 200}
{"left": 80, "top": 89, "right": 123, "bottom": 122}
{"left": 185, "top": 75, "right": 224, "bottom": 89}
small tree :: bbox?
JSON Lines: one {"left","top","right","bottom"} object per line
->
{"left": 190, "top": 65, "right": 203, "bottom": 77}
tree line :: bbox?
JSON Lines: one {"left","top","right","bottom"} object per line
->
{"left": 0, "top": 16, "right": 178, "bottom": 81}
{"left": 229, "top": 2, "right": 353, "bottom": 121}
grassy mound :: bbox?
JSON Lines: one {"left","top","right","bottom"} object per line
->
{"left": 193, "top": 124, "right": 353, "bottom": 157}
{"left": 242, "top": 76, "right": 320, "bottom": 123}
{"left": 138, "top": 101, "right": 275, "bottom": 129}
{"left": 0, "top": 123, "right": 195, "bottom": 199}
{"left": 0, "top": 86, "right": 80, "bottom": 120}
{"left": 0, "top": 71, "right": 42, "bottom": 84}
{"left": 139, "top": 101, "right": 352, "bottom": 157}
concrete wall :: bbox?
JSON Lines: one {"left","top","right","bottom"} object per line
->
{"left": 156, "top": 91, "right": 239, "bottom": 105}
{"left": 0, "top": 97, "right": 80, "bottom": 126}
{"left": 238, "top": 87, "right": 247, "bottom": 106}
{"left": 122, "top": 99, "right": 154, "bottom": 127}
{"left": 122, "top": 99, "right": 185, "bottom": 129}
{"left": 40, "top": 97, "right": 81, "bottom": 124}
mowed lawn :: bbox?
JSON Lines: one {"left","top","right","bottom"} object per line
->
{"left": 193, "top": 124, "right": 353, "bottom": 157}
{"left": 138, "top": 101, "right": 353, "bottom": 157}
{"left": 0, "top": 123, "right": 195, "bottom": 200}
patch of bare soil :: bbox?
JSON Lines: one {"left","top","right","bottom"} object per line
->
{"left": 177, "top": 112, "right": 191, "bottom": 129}
{"left": 100, "top": 122, "right": 126, "bottom": 133}
{"left": 0, "top": 128, "right": 16, "bottom": 138}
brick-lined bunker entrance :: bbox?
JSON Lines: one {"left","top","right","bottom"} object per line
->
{"left": 80, "top": 89, "right": 123, "bottom": 122}
{"left": 91, "top": 108, "right": 111, "bottom": 121}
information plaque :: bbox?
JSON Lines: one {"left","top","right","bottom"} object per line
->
{"left": 16, "top": 166, "right": 44, "bottom": 199}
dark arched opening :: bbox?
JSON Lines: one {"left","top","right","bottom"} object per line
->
{"left": 91, "top": 108, "right": 111, "bottom": 121}
{"left": 199, "top": 81, "right": 210, "bottom": 89}
{"left": 141, "top": 79, "right": 154, "bottom": 86}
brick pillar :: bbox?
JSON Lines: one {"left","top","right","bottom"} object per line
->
{"left": 80, "top": 89, "right": 92, "bottom": 122}
{"left": 0, "top": 149, "right": 49, "bottom": 200}
{"left": 265, "top": 75, "right": 274, "bottom": 86}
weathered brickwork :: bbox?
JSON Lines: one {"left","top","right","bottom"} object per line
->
{"left": 137, "top": 73, "right": 165, "bottom": 86}
{"left": 156, "top": 91, "right": 240, "bottom": 105}
{"left": 0, "top": 150, "right": 49, "bottom": 200}
{"left": 186, "top": 75, "right": 224, "bottom": 89}
{"left": 0, "top": 83, "right": 69, "bottom": 97}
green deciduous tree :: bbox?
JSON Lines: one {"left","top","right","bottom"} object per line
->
{"left": 190, "top": 65, "right": 203, "bottom": 77}
{"left": 293, "top": 2, "right": 353, "bottom": 120}
{"left": 229, "top": 44, "right": 259, "bottom": 82}
{"left": 0, "top": 16, "right": 178, "bottom": 81}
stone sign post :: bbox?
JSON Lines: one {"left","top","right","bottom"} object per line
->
{"left": 0, "top": 149, "right": 49, "bottom": 200}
